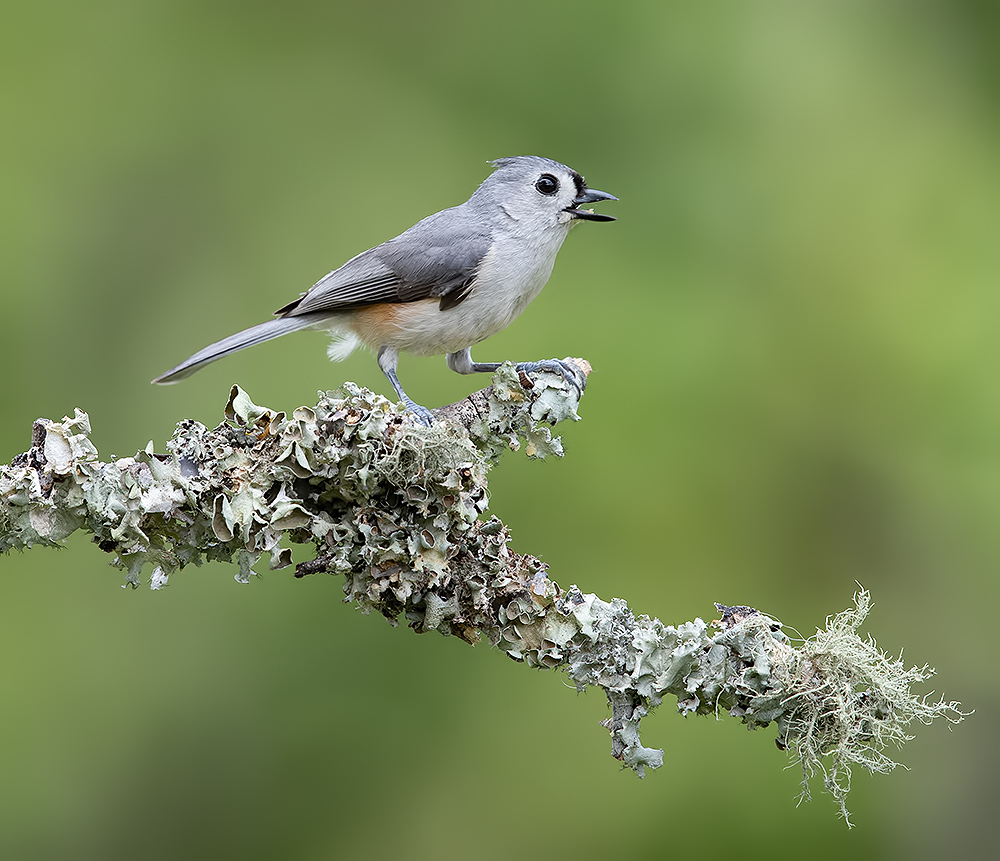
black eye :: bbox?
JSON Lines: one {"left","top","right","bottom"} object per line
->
{"left": 535, "top": 173, "right": 559, "bottom": 195}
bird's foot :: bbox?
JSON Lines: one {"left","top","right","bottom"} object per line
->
{"left": 516, "top": 359, "right": 587, "bottom": 399}
{"left": 402, "top": 400, "right": 435, "bottom": 427}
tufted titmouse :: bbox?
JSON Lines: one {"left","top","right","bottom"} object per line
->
{"left": 152, "top": 155, "right": 616, "bottom": 424}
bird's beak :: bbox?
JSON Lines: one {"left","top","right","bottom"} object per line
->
{"left": 565, "top": 188, "right": 618, "bottom": 222}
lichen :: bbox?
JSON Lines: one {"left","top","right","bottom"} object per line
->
{"left": 0, "top": 364, "right": 965, "bottom": 818}
{"left": 775, "top": 590, "right": 968, "bottom": 825}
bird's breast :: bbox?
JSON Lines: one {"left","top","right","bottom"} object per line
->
{"left": 351, "top": 227, "right": 570, "bottom": 357}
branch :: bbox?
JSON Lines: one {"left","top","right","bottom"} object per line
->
{"left": 0, "top": 360, "right": 965, "bottom": 823}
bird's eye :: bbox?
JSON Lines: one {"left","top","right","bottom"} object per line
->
{"left": 535, "top": 174, "right": 559, "bottom": 195}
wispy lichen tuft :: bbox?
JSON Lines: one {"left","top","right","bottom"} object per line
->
{"left": 776, "top": 589, "right": 968, "bottom": 824}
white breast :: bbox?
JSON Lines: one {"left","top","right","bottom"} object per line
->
{"left": 385, "top": 224, "right": 572, "bottom": 357}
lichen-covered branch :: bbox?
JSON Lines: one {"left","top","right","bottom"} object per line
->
{"left": 0, "top": 361, "right": 965, "bottom": 822}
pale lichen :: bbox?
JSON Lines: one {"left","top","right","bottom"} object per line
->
{"left": 0, "top": 362, "right": 965, "bottom": 819}
{"left": 775, "top": 590, "right": 967, "bottom": 824}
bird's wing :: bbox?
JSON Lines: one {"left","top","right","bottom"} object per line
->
{"left": 276, "top": 206, "right": 491, "bottom": 318}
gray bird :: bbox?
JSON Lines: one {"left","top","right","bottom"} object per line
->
{"left": 152, "top": 155, "right": 616, "bottom": 424}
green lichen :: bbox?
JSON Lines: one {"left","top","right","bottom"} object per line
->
{"left": 0, "top": 364, "right": 965, "bottom": 819}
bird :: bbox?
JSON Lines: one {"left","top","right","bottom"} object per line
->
{"left": 152, "top": 155, "right": 617, "bottom": 424}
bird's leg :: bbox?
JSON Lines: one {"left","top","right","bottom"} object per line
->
{"left": 446, "top": 348, "right": 587, "bottom": 398}
{"left": 378, "top": 346, "right": 434, "bottom": 426}
{"left": 446, "top": 348, "right": 500, "bottom": 375}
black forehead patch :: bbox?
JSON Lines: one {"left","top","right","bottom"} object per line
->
{"left": 570, "top": 171, "right": 585, "bottom": 197}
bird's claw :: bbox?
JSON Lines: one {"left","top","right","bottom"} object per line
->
{"left": 516, "top": 359, "right": 587, "bottom": 399}
{"left": 403, "top": 401, "right": 435, "bottom": 426}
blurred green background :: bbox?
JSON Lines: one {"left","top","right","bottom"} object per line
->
{"left": 2, "top": 1, "right": 997, "bottom": 858}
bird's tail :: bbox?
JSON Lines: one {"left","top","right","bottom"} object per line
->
{"left": 152, "top": 315, "right": 327, "bottom": 384}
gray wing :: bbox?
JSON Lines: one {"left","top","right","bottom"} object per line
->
{"left": 277, "top": 205, "right": 491, "bottom": 317}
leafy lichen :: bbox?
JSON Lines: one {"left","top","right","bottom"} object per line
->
{"left": 0, "top": 363, "right": 965, "bottom": 819}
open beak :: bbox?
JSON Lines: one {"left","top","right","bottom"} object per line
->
{"left": 565, "top": 188, "right": 618, "bottom": 222}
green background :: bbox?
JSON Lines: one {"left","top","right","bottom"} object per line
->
{"left": 2, "top": 1, "right": 997, "bottom": 857}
